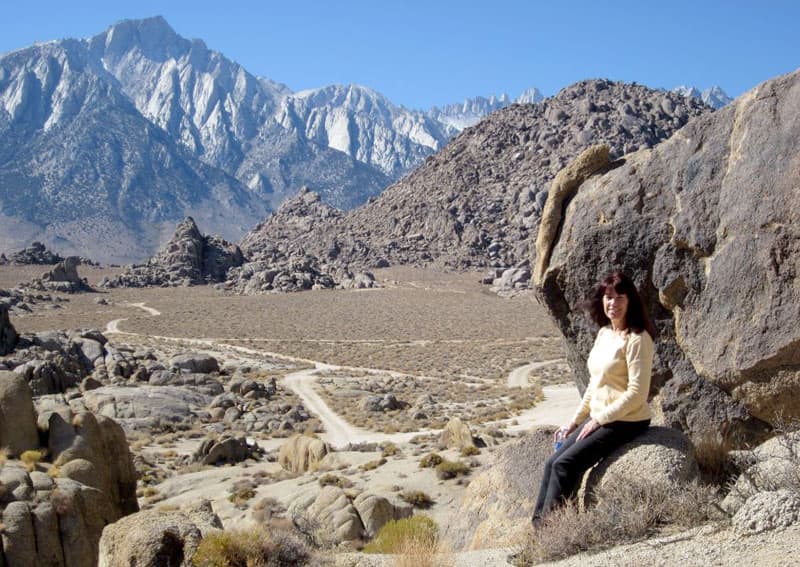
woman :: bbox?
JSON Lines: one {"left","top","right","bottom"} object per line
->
{"left": 532, "top": 271, "right": 656, "bottom": 524}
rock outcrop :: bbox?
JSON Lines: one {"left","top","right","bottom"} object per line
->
{"left": 279, "top": 434, "right": 330, "bottom": 473}
{"left": 24, "top": 257, "right": 92, "bottom": 293}
{"left": 0, "top": 372, "right": 138, "bottom": 566}
{"left": 0, "top": 371, "right": 39, "bottom": 455}
{"left": 98, "top": 501, "right": 222, "bottom": 567}
{"left": 7, "top": 242, "right": 64, "bottom": 265}
{"left": 100, "top": 217, "right": 245, "bottom": 288}
{"left": 0, "top": 303, "right": 17, "bottom": 355}
{"left": 532, "top": 69, "right": 800, "bottom": 446}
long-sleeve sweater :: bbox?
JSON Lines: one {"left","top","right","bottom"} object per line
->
{"left": 571, "top": 326, "right": 654, "bottom": 426}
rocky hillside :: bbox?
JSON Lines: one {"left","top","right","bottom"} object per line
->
{"left": 237, "top": 80, "right": 711, "bottom": 275}
{"left": 533, "top": 67, "right": 800, "bottom": 447}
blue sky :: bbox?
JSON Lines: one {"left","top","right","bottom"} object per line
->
{"left": 1, "top": 0, "right": 798, "bottom": 109}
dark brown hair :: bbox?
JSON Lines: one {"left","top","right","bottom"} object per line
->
{"left": 585, "top": 271, "right": 656, "bottom": 338}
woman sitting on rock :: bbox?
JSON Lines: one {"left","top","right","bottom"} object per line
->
{"left": 532, "top": 271, "right": 656, "bottom": 524}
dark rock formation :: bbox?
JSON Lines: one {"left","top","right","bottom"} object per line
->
{"left": 25, "top": 257, "right": 93, "bottom": 293}
{"left": 100, "top": 217, "right": 245, "bottom": 288}
{"left": 235, "top": 81, "right": 711, "bottom": 280}
{"left": 7, "top": 242, "right": 64, "bottom": 265}
{"left": 0, "top": 303, "right": 17, "bottom": 355}
{"left": 533, "top": 69, "right": 800, "bottom": 446}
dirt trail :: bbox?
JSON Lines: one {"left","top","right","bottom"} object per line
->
{"left": 104, "top": 305, "right": 579, "bottom": 448}
{"left": 506, "top": 358, "right": 565, "bottom": 387}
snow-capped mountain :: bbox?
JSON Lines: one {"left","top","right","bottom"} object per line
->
{"left": 279, "top": 84, "right": 452, "bottom": 178}
{"left": 673, "top": 85, "right": 733, "bottom": 109}
{"left": 0, "top": 39, "right": 268, "bottom": 263}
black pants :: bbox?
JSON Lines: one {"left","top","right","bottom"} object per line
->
{"left": 533, "top": 418, "right": 650, "bottom": 522}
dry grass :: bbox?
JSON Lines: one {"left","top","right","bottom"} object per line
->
{"left": 512, "top": 477, "right": 721, "bottom": 564}
{"left": 191, "top": 526, "right": 311, "bottom": 567}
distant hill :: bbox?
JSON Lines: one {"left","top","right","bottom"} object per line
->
{"left": 235, "top": 79, "right": 713, "bottom": 280}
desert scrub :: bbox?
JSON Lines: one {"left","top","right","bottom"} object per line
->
{"left": 435, "top": 459, "right": 470, "bottom": 480}
{"left": 382, "top": 442, "right": 401, "bottom": 457}
{"left": 192, "top": 526, "right": 310, "bottom": 567}
{"left": 460, "top": 445, "right": 480, "bottom": 457}
{"left": 693, "top": 428, "right": 736, "bottom": 485}
{"left": 20, "top": 450, "right": 43, "bottom": 471}
{"left": 318, "top": 473, "right": 353, "bottom": 489}
{"left": 400, "top": 490, "right": 434, "bottom": 509}
{"left": 513, "top": 477, "right": 720, "bottom": 564}
{"left": 419, "top": 453, "right": 443, "bottom": 468}
{"left": 364, "top": 515, "right": 439, "bottom": 554}
{"left": 360, "top": 458, "right": 387, "bottom": 471}
{"left": 229, "top": 479, "right": 257, "bottom": 507}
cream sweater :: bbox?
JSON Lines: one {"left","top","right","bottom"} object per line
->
{"left": 572, "top": 327, "right": 654, "bottom": 425}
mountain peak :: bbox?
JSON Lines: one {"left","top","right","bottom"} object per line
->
{"left": 93, "top": 16, "right": 190, "bottom": 62}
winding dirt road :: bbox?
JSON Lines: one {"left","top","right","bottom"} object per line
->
{"left": 105, "top": 302, "right": 580, "bottom": 448}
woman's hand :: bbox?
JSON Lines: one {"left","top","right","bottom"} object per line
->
{"left": 577, "top": 418, "right": 600, "bottom": 441}
{"left": 554, "top": 422, "right": 578, "bottom": 443}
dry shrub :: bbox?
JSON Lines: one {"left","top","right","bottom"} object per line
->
{"left": 360, "top": 458, "right": 387, "bottom": 471}
{"left": 400, "top": 490, "right": 434, "bottom": 509}
{"left": 693, "top": 427, "right": 737, "bottom": 485}
{"left": 460, "top": 445, "right": 480, "bottom": 457}
{"left": 435, "top": 459, "right": 469, "bottom": 480}
{"left": 20, "top": 450, "right": 43, "bottom": 471}
{"left": 0, "top": 447, "right": 8, "bottom": 467}
{"left": 318, "top": 473, "right": 352, "bottom": 489}
{"left": 364, "top": 515, "right": 438, "bottom": 554}
{"left": 419, "top": 453, "right": 443, "bottom": 468}
{"left": 191, "top": 526, "right": 310, "bottom": 567}
{"left": 513, "top": 477, "right": 720, "bottom": 564}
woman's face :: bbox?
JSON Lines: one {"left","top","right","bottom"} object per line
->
{"left": 603, "top": 288, "right": 629, "bottom": 325}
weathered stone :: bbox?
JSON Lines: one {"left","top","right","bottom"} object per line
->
{"left": 1, "top": 502, "right": 37, "bottom": 566}
{"left": 732, "top": 490, "right": 800, "bottom": 534}
{"left": 98, "top": 503, "right": 222, "bottom": 567}
{"left": 440, "top": 417, "right": 476, "bottom": 450}
{"left": 25, "top": 256, "right": 92, "bottom": 293}
{"left": 32, "top": 501, "right": 66, "bottom": 566}
{"left": 0, "top": 370, "right": 39, "bottom": 455}
{"left": 578, "top": 426, "right": 698, "bottom": 508}
{"left": 305, "top": 486, "right": 364, "bottom": 542}
{"left": 533, "top": 70, "right": 800, "bottom": 446}
{"left": 353, "top": 492, "right": 413, "bottom": 538}
{"left": 193, "top": 436, "right": 263, "bottom": 466}
{"left": 169, "top": 353, "right": 220, "bottom": 374}
{"left": 279, "top": 434, "right": 330, "bottom": 473}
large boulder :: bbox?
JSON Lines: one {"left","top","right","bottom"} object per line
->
{"left": 440, "top": 417, "right": 477, "bottom": 450}
{"left": 446, "top": 425, "right": 697, "bottom": 550}
{"left": 289, "top": 486, "right": 364, "bottom": 543}
{"left": 0, "top": 370, "right": 39, "bottom": 455}
{"left": 352, "top": 492, "right": 413, "bottom": 538}
{"left": 98, "top": 501, "right": 222, "bottom": 567}
{"left": 0, "top": 303, "right": 17, "bottom": 355}
{"left": 279, "top": 434, "right": 330, "bottom": 473}
{"left": 578, "top": 426, "right": 698, "bottom": 508}
{"left": 46, "top": 411, "right": 139, "bottom": 517}
{"left": 445, "top": 426, "right": 555, "bottom": 550}
{"left": 532, "top": 69, "right": 800, "bottom": 447}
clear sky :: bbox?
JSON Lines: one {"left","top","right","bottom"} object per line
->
{"left": 1, "top": 0, "right": 798, "bottom": 110}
